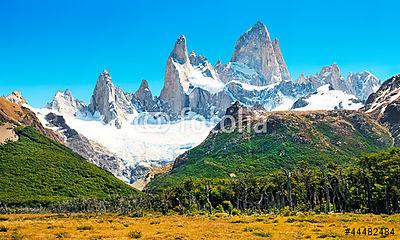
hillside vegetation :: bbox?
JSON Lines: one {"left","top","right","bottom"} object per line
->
{"left": 151, "top": 108, "right": 393, "bottom": 187}
{"left": 0, "top": 127, "right": 138, "bottom": 205}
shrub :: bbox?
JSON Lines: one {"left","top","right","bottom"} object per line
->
{"left": 0, "top": 225, "right": 7, "bottom": 232}
{"left": 128, "top": 231, "right": 142, "bottom": 239}
{"left": 77, "top": 225, "right": 93, "bottom": 231}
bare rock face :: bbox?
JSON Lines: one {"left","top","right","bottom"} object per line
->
{"left": 5, "top": 91, "right": 27, "bottom": 105}
{"left": 231, "top": 21, "right": 283, "bottom": 85}
{"left": 160, "top": 35, "right": 191, "bottom": 115}
{"left": 89, "top": 69, "right": 137, "bottom": 127}
{"left": 272, "top": 38, "right": 291, "bottom": 81}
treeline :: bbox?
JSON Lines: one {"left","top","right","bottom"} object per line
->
{"left": 1, "top": 148, "right": 399, "bottom": 215}
{"left": 149, "top": 148, "right": 400, "bottom": 215}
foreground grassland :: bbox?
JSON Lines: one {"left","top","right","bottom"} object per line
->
{"left": 0, "top": 214, "right": 399, "bottom": 239}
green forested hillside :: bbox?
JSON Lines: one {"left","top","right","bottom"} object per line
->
{"left": 150, "top": 110, "right": 393, "bottom": 188}
{"left": 0, "top": 127, "right": 138, "bottom": 204}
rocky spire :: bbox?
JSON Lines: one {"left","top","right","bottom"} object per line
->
{"left": 160, "top": 36, "right": 193, "bottom": 115}
{"left": 135, "top": 79, "right": 154, "bottom": 110}
{"left": 272, "top": 38, "right": 291, "bottom": 81}
{"left": 171, "top": 35, "right": 189, "bottom": 64}
{"left": 46, "top": 89, "right": 85, "bottom": 116}
{"left": 5, "top": 90, "right": 27, "bottom": 105}
{"left": 296, "top": 72, "right": 307, "bottom": 84}
{"left": 231, "top": 21, "right": 282, "bottom": 85}
{"left": 89, "top": 69, "right": 137, "bottom": 127}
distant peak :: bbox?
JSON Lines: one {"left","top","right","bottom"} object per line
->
{"left": 102, "top": 69, "right": 110, "bottom": 75}
{"left": 6, "top": 90, "right": 27, "bottom": 105}
{"left": 247, "top": 21, "right": 270, "bottom": 39}
{"left": 170, "top": 35, "right": 189, "bottom": 64}
{"left": 273, "top": 38, "right": 279, "bottom": 44}
{"left": 139, "top": 79, "right": 149, "bottom": 89}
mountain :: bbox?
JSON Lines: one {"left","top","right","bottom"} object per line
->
{"left": 291, "top": 84, "right": 363, "bottom": 111}
{"left": 230, "top": 21, "right": 289, "bottom": 85}
{"left": 5, "top": 91, "right": 27, "bottom": 105}
{"left": 89, "top": 69, "right": 138, "bottom": 128}
{"left": 35, "top": 21, "right": 383, "bottom": 188}
{"left": 347, "top": 71, "right": 381, "bottom": 101}
{"left": 150, "top": 102, "right": 392, "bottom": 187}
{"left": 46, "top": 89, "right": 86, "bottom": 116}
{"left": 0, "top": 126, "right": 137, "bottom": 204}
{"left": 159, "top": 35, "right": 225, "bottom": 116}
{"left": 301, "top": 64, "right": 380, "bottom": 101}
{"left": 362, "top": 74, "right": 400, "bottom": 145}
{"left": 0, "top": 96, "right": 63, "bottom": 142}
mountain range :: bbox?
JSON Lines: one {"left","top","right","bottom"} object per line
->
{"left": 1, "top": 21, "right": 393, "bottom": 188}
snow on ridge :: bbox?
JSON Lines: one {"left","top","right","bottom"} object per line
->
{"left": 293, "top": 84, "right": 363, "bottom": 111}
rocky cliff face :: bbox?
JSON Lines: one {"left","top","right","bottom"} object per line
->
{"left": 89, "top": 69, "right": 137, "bottom": 128}
{"left": 159, "top": 35, "right": 191, "bottom": 115}
{"left": 230, "top": 21, "right": 284, "bottom": 85}
{"left": 362, "top": 74, "right": 400, "bottom": 145}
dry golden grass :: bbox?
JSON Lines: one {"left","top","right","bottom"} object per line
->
{"left": 0, "top": 213, "right": 399, "bottom": 239}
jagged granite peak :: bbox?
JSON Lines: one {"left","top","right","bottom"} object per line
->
{"left": 296, "top": 72, "right": 308, "bottom": 84}
{"left": 307, "top": 63, "right": 347, "bottom": 91}
{"left": 231, "top": 21, "right": 282, "bottom": 85}
{"left": 215, "top": 59, "right": 222, "bottom": 70}
{"left": 272, "top": 38, "right": 291, "bottom": 81}
{"left": 89, "top": 69, "right": 137, "bottom": 127}
{"left": 46, "top": 89, "right": 86, "bottom": 116}
{"left": 160, "top": 35, "right": 224, "bottom": 116}
{"left": 347, "top": 71, "right": 381, "bottom": 100}
{"left": 171, "top": 35, "right": 189, "bottom": 64}
{"left": 5, "top": 90, "right": 27, "bottom": 105}
{"left": 134, "top": 79, "right": 155, "bottom": 111}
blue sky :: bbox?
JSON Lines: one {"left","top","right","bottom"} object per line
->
{"left": 1, "top": 0, "right": 399, "bottom": 107}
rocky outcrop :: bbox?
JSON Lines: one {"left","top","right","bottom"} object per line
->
{"left": 89, "top": 69, "right": 137, "bottom": 127}
{"left": 230, "top": 21, "right": 284, "bottom": 85}
{"left": 5, "top": 91, "right": 27, "bottom": 105}
{"left": 362, "top": 74, "right": 400, "bottom": 145}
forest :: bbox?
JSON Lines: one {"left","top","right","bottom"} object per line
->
{"left": 1, "top": 147, "right": 399, "bottom": 215}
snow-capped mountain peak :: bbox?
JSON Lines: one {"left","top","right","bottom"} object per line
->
{"left": 291, "top": 84, "right": 363, "bottom": 111}
{"left": 46, "top": 89, "right": 85, "bottom": 116}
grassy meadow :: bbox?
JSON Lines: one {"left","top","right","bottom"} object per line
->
{"left": 0, "top": 213, "right": 399, "bottom": 239}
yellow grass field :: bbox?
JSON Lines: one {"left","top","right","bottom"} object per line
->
{"left": 0, "top": 213, "right": 399, "bottom": 239}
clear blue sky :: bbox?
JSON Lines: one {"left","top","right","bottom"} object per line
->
{"left": 1, "top": 0, "right": 399, "bottom": 107}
